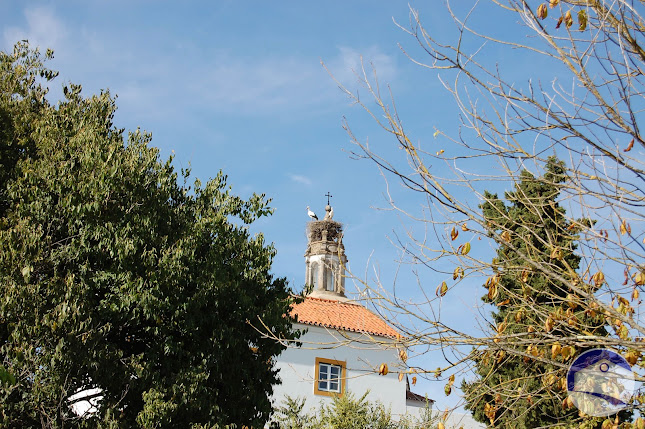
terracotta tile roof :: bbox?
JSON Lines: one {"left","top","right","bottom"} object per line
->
{"left": 290, "top": 297, "right": 399, "bottom": 338}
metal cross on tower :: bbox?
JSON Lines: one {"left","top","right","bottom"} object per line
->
{"left": 325, "top": 192, "right": 333, "bottom": 206}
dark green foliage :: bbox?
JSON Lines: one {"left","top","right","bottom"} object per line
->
{"left": 462, "top": 157, "right": 606, "bottom": 428}
{"left": 271, "top": 393, "right": 437, "bottom": 429}
{"left": 317, "top": 392, "right": 396, "bottom": 429}
{"left": 271, "top": 396, "right": 313, "bottom": 429}
{"left": 271, "top": 393, "right": 394, "bottom": 429}
{"left": 0, "top": 42, "right": 299, "bottom": 428}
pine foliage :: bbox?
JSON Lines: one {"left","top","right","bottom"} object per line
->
{"left": 463, "top": 157, "right": 611, "bottom": 428}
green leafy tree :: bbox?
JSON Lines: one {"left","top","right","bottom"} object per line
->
{"left": 271, "top": 396, "right": 316, "bottom": 429}
{"left": 271, "top": 392, "right": 437, "bottom": 429}
{"left": 0, "top": 42, "right": 300, "bottom": 428}
{"left": 316, "top": 392, "right": 395, "bottom": 429}
{"left": 463, "top": 157, "right": 616, "bottom": 427}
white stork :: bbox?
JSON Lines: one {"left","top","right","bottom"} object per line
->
{"left": 323, "top": 206, "right": 334, "bottom": 220}
{"left": 306, "top": 206, "right": 318, "bottom": 220}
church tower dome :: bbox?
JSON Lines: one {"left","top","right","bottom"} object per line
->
{"left": 304, "top": 204, "right": 348, "bottom": 301}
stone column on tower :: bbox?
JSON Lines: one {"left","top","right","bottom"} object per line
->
{"left": 304, "top": 205, "right": 348, "bottom": 301}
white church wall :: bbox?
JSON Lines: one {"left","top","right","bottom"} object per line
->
{"left": 272, "top": 324, "right": 410, "bottom": 418}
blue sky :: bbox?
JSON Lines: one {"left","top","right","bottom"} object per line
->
{"left": 0, "top": 0, "right": 482, "bottom": 301}
{"left": 1, "top": 0, "right": 516, "bottom": 411}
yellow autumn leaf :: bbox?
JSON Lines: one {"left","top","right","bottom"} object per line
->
{"left": 578, "top": 9, "right": 587, "bottom": 30}
{"left": 497, "top": 321, "right": 507, "bottom": 335}
{"left": 378, "top": 363, "right": 389, "bottom": 376}
{"left": 566, "top": 293, "right": 578, "bottom": 309}
{"left": 617, "top": 295, "right": 629, "bottom": 307}
{"left": 592, "top": 271, "right": 605, "bottom": 287}
{"left": 545, "top": 317, "right": 555, "bottom": 332}
{"left": 398, "top": 372, "right": 405, "bottom": 382}
{"left": 448, "top": 374, "right": 455, "bottom": 386}
{"left": 632, "top": 288, "right": 640, "bottom": 301}
{"left": 564, "top": 10, "right": 573, "bottom": 28}
{"left": 444, "top": 384, "right": 452, "bottom": 396}
{"left": 461, "top": 242, "right": 471, "bottom": 255}
{"left": 450, "top": 226, "right": 458, "bottom": 241}
{"left": 634, "top": 271, "right": 645, "bottom": 286}
{"left": 551, "top": 343, "right": 561, "bottom": 359}
{"left": 624, "top": 350, "right": 640, "bottom": 366}
{"left": 549, "top": 0, "right": 559, "bottom": 7}
{"left": 501, "top": 231, "right": 510, "bottom": 242}
{"left": 528, "top": 345, "right": 539, "bottom": 357}
{"left": 537, "top": 3, "right": 548, "bottom": 19}
{"left": 453, "top": 266, "right": 464, "bottom": 280}
{"left": 558, "top": 377, "right": 567, "bottom": 391}
{"left": 436, "top": 281, "right": 448, "bottom": 297}
{"left": 484, "top": 402, "right": 496, "bottom": 423}
{"left": 399, "top": 349, "right": 408, "bottom": 363}
{"left": 411, "top": 376, "right": 417, "bottom": 385}
{"left": 618, "top": 324, "right": 629, "bottom": 340}
{"left": 488, "top": 283, "right": 498, "bottom": 301}
{"left": 485, "top": 274, "right": 499, "bottom": 289}
{"left": 496, "top": 350, "right": 506, "bottom": 363}
{"left": 461, "top": 223, "right": 468, "bottom": 231}
{"left": 562, "top": 396, "right": 573, "bottom": 409}
{"left": 543, "top": 373, "right": 557, "bottom": 386}
{"left": 514, "top": 309, "right": 525, "bottom": 322}
{"left": 561, "top": 346, "right": 575, "bottom": 360}
{"left": 620, "top": 220, "right": 628, "bottom": 235}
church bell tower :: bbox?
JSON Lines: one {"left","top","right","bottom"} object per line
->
{"left": 304, "top": 205, "right": 348, "bottom": 301}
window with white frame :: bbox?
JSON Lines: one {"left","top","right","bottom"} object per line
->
{"left": 314, "top": 357, "right": 345, "bottom": 396}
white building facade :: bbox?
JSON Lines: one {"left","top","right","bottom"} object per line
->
{"left": 272, "top": 206, "right": 430, "bottom": 419}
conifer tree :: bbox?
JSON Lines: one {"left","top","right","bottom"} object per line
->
{"left": 462, "top": 157, "right": 609, "bottom": 428}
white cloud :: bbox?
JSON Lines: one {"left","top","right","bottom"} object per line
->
{"left": 3, "top": 7, "right": 67, "bottom": 52}
{"left": 195, "top": 55, "right": 322, "bottom": 112}
{"left": 288, "top": 174, "right": 313, "bottom": 186}
{"left": 2, "top": 7, "right": 399, "bottom": 119}
{"left": 327, "top": 45, "right": 398, "bottom": 86}
{"left": 188, "top": 45, "right": 397, "bottom": 115}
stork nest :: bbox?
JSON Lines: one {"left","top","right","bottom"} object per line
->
{"left": 308, "top": 219, "right": 343, "bottom": 242}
